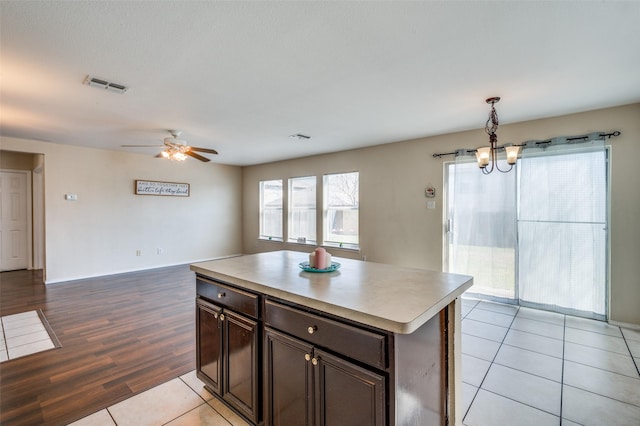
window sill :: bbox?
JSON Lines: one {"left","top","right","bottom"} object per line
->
{"left": 287, "top": 240, "right": 318, "bottom": 247}
{"left": 323, "top": 242, "right": 360, "bottom": 252}
{"left": 258, "top": 237, "right": 284, "bottom": 243}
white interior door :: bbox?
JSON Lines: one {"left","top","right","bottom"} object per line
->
{"left": 1, "top": 170, "right": 30, "bottom": 271}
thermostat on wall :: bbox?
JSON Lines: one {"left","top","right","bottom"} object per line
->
{"left": 425, "top": 185, "right": 436, "bottom": 198}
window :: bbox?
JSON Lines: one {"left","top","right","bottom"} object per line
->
{"left": 259, "top": 180, "right": 283, "bottom": 241}
{"left": 288, "top": 176, "right": 316, "bottom": 244}
{"left": 324, "top": 172, "right": 359, "bottom": 248}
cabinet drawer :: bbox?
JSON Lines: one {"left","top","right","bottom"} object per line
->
{"left": 197, "top": 277, "right": 259, "bottom": 318}
{"left": 264, "top": 300, "right": 387, "bottom": 369}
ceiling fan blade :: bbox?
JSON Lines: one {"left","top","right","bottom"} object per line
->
{"left": 189, "top": 146, "right": 218, "bottom": 155}
{"left": 121, "top": 144, "right": 164, "bottom": 147}
{"left": 185, "top": 151, "right": 211, "bottom": 162}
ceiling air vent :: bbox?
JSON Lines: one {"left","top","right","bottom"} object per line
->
{"left": 289, "top": 133, "right": 311, "bottom": 140}
{"left": 83, "top": 75, "right": 128, "bottom": 94}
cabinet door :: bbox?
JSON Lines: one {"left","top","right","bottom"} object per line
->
{"left": 196, "top": 299, "right": 223, "bottom": 395}
{"left": 224, "top": 309, "right": 260, "bottom": 424}
{"left": 314, "top": 349, "right": 386, "bottom": 426}
{"left": 264, "top": 328, "right": 314, "bottom": 426}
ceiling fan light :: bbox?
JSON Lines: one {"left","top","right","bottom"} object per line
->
{"left": 161, "top": 150, "right": 170, "bottom": 158}
{"left": 173, "top": 152, "right": 187, "bottom": 161}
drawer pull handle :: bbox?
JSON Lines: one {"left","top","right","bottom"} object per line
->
{"left": 307, "top": 325, "right": 317, "bottom": 334}
{"left": 311, "top": 357, "right": 318, "bottom": 366}
{"left": 304, "top": 354, "right": 311, "bottom": 362}
{"left": 219, "top": 314, "right": 225, "bottom": 321}
{"left": 217, "top": 292, "right": 226, "bottom": 299}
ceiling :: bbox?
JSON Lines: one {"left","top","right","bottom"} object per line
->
{"left": 2, "top": 1, "right": 639, "bottom": 166}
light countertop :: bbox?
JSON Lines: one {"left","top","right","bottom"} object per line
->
{"left": 191, "top": 250, "right": 473, "bottom": 334}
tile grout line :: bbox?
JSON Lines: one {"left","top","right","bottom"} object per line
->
{"left": 490, "top": 358, "right": 562, "bottom": 385}
{"left": 173, "top": 376, "right": 234, "bottom": 426}
{"left": 500, "top": 306, "right": 564, "bottom": 421}
{"left": 564, "top": 335, "right": 632, "bottom": 357}
{"left": 499, "top": 341, "right": 563, "bottom": 361}
{"left": 0, "top": 317, "right": 8, "bottom": 356}
{"left": 178, "top": 376, "right": 235, "bottom": 426}
{"left": 619, "top": 330, "right": 640, "bottom": 377}
{"left": 562, "top": 382, "right": 640, "bottom": 410}
{"left": 478, "top": 387, "right": 563, "bottom": 420}
{"left": 462, "top": 302, "right": 522, "bottom": 423}
{"left": 460, "top": 302, "right": 481, "bottom": 423}
{"left": 105, "top": 406, "right": 117, "bottom": 426}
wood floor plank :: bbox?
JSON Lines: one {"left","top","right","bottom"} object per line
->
{"left": 0, "top": 266, "right": 197, "bottom": 425}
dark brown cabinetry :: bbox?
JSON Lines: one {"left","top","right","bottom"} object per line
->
{"left": 264, "top": 300, "right": 386, "bottom": 426}
{"left": 196, "top": 300, "right": 223, "bottom": 394}
{"left": 196, "top": 278, "right": 261, "bottom": 424}
{"left": 195, "top": 271, "right": 453, "bottom": 426}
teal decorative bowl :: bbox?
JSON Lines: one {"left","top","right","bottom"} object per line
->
{"left": 299, "top": 261, "right": 341, "bottom": 273}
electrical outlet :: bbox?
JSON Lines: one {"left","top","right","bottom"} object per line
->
{"left": 136, "top": 250, "right": 142, "bottom": 256}
{"left": 157, "top": 248, "right": 163, "bottom": 255}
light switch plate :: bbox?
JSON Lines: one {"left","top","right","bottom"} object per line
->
{"left": 427, "top": 200, "right": 436, "bottom": 209}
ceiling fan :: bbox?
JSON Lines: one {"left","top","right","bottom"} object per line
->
{"left": 121, "top": 130, "right": 218, "bottom": 162}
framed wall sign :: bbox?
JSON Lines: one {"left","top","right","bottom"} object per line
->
{"left": 135, "top": 180, "right": 190, "bottom": 197}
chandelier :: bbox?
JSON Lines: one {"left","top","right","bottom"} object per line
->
{"left": 475, "top": 97, "right": 520, "bottom": 174}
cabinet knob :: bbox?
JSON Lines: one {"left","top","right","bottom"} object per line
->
{"left": 217, "top": 292, "right": 226, "bottom": 299}
{"left": 304, "top": 353, "right": 311, "bottom": 362}
{"left": 307, "top": 325, "right": 317, "bottom": 334}
{"left": 213, "top": 313, "right": 218, "bottom": 319}
{"left": 311, "top": 357, "right": 318, "bottom": 366}
{"left": 219, "top": 314, "right": 225, "bottom": 321}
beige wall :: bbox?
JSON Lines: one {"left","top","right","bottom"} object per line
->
{"left": 1, "top": 136, "right": 243, "bottom": 283}
{"left": 242, "top": 103, "right": 640, "bottom": 325}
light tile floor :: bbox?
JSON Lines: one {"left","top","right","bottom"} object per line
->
{"left": 68, "top": 300, "right": 640, "bottom": 426}
{"left": 0, "top": 310, "right": 56, "bottom": 362}
{"left": 461, "top": 298, "right": 640, "bottom": 426}
{"left": 68, "top": 370, "right": 249, "bottom": 426}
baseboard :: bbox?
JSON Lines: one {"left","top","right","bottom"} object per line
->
{"left": 43, "top": 254, "right": 244, "bottom": 285}
{"left": 609, "top": 320, "right": 640, "bottom": 330}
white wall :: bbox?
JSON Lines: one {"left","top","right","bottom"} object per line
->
{"left": 1, "top": 136, "right": 243, "bottom": 283}
{"left": 242, "top": 104, "right": 640, "bottom": 325}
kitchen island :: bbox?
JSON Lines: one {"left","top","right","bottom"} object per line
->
{"left": 191, "top": 250, "right": 473, "bottom": 426}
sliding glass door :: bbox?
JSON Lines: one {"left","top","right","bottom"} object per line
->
{"left": 517, "top": 149, "right": 608, "bottom": 319}
{"left": 446, "top": 147, "right": 608, "bottom": 319}
{"left": 446, "top": 161, "right": 517, "bottom": 301}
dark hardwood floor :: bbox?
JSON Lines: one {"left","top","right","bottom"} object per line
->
{"left": 0, "top": 266, "right": 197, "bottom": 425}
